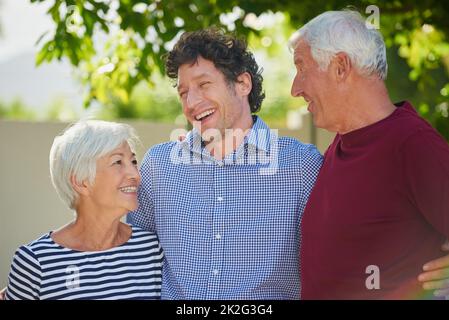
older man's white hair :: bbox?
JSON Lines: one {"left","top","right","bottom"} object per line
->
{"left": 49, "top": 120, "right": 139, "bottom": 210}
{"left": 288, "top": 10, "right": 388, "bottom": 80}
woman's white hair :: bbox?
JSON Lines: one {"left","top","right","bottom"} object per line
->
{"left": 288, "top": 10, "right": 387, "bottom": 80}
{"left": 49, "top": 120, "right": 139, "bottom": 210}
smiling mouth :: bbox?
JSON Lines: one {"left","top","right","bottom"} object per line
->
{"left": 303, "top": 98, "right": 313, "bottom": 112}
{"left": 195, "top": 109, "right": 215, "bottom": 121}
{"left": 307, "top": 103, "right": 314, "bottom": 113}
{"left": 119, "top": 186, "right": 138, "bottom": 193}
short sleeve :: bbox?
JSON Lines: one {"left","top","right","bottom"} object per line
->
{"left": 5, "top": 246, "right": 41, "bottom": 300}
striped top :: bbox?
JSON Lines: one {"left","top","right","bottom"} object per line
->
{"left": 5, "top": 226, "right": 163, "bottom": 300}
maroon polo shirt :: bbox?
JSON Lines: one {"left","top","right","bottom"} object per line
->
{"left": 300, "top": 101, "right": 449, "bottom": 299}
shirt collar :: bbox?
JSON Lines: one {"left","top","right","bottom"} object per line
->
{"left": 245, "top": 116, "right": 272, "bottom": 152}
{"left": 180, "top": 116, "right": 274, "bottom": 156}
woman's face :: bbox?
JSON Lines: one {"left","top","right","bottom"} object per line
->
{"left": 87, "top": 141, "right": 141, "bottom": 214}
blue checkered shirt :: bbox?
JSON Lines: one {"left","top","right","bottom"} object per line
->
{"left": 127, "top": 116, "right": 323, "bottom": 299}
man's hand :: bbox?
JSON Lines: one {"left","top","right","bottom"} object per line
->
{"left": 0, "top": 287, "right": 6, "bottom": 300}
{"left": 418, "top": 240, "right": 449, "bottom": 299}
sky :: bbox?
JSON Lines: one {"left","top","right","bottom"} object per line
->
{"left": 0, "top": 0, "right": 83, "bottom": 115}
{"left": 0, "top": 0, "right": 53, "bottom": 63}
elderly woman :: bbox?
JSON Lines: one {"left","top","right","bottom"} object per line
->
{"left": 4, "top": 120, "right": 163, "bottom": 300}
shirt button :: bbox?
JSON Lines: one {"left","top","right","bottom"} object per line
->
{"left": 215, "top": 233, "right": 221, "bottom": 240}
{"left": 217, "top": 162, "right": 224, "bottom": 167}
{"left": 212, "top": 269, "right": 219, "bottom": 275}
{"left": 217, "top": 196, "right": 224, "bottom": 202}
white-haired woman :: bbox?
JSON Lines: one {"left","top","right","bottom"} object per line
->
{"left": 4, "top": 120, "right": 163, "bottom": 300}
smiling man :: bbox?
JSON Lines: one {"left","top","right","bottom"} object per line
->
{"left": 290, "top": 10, "right": 449, "bottom": 299}
{"left": 127, "top": 28, "right": 323, "bottom": 299}
{"left": 176, "top": 55, "right": 254, "bottom": 160}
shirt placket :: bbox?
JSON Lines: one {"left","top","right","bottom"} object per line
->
{"left": 205, "top": 159, "right": 227, "bottom": 299}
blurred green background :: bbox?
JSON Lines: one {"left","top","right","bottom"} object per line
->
{"left": 0, "top": 0, "right": 448, "bottom": 141}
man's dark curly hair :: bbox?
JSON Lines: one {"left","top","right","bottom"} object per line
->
{"left": 164, "top": 28, "right": 265, "bottom": 113}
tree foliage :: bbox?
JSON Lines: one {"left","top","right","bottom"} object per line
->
{"left": 30, "top": 0, "right": 449, "bottom": 139}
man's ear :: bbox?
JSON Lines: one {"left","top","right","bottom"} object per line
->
{"left": 236, "top": 72, "right": 252, "bottom": 96}
{"left": 70, "top": 175, "right": 90, "bottom": 197}
{"left": 333, "top": 52, "right": 352, "bottom": 82}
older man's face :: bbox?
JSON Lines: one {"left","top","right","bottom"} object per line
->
{"left": 291, "top": 39, "right": 339, "bottom": 131}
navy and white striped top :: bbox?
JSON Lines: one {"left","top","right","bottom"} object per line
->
{"left": 5, "top": 226, "right": 163, "bottom": 300}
